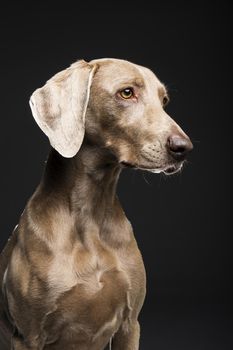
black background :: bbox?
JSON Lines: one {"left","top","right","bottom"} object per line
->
{"left": 0, "top": 1, "right": 232, "bottom": 349}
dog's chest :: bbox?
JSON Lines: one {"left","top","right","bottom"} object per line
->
{"left": 45, "top": 240, "right": 132, "bottom": 340}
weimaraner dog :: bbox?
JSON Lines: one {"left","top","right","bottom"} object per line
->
{"left": 0, "top": 58, "right": 193, "bottom": 349}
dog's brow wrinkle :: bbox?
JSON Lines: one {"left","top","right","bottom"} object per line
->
{"left": 120, "top": 78, "right": 144, "bottom": 88}
{"left": 134, "top": 78, "right": 144, "bottom": 88}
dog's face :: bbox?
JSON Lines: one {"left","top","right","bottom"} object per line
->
{"left": 30, "top": 58, "right": 192, "bottom": 174}
{"left": 86, "top": 58, "right": 193, "bottom": 174}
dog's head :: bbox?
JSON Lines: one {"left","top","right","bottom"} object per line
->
{"left": 30, "top": 58, "right": 193, "bottom": 175}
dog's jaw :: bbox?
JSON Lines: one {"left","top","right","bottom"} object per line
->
{"left": 120, "top": 160, "right": 184, "bottom": 175}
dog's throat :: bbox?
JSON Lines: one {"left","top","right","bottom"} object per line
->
{"left": 41, "top": 145, "right": 125, "bottom": 236}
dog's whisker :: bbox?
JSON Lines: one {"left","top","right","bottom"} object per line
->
{"left": 141, "top": 171, "right": 152, "bottom": 186}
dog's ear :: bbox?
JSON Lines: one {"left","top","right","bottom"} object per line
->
{"left": 29, "top": 60, "right": 96, "bottom": 158}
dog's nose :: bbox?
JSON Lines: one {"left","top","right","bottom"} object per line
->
{"left": 167, "top": 134, "right": 193, "bottom": 161}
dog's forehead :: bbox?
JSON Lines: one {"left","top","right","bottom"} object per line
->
{"left": 90, "top": 58, "right": 163, "bottom": 92}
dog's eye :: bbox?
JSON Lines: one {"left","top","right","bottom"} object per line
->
{"left": 119, "top": 88, "right": 134, "bottom": 99}
{"left": 163, "top": 96, "right": 169, "bottom": 106}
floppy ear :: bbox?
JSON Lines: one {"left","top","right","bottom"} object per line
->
{"left": 29, "top": 60, "right": 96, "bottom": 158}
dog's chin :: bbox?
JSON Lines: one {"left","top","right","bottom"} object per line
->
{"left": 121, "top": 161, "right": 183, "bottom": 175}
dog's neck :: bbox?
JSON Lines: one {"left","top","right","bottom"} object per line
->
{"left": 72, "top": 141, "right": 122, "bottom": 224}
{"left": 40, "top": 140, "right": 132, "bottom": 245}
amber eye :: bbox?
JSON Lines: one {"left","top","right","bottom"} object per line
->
{"left": 163, "top": 96, "right": 169, "bottom": 106}
{"left": 119, "top": 88, "right": 134, "bottom": 99}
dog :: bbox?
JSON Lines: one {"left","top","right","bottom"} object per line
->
{"left": 0, "top": 58, "right": 193, "bottom": 349}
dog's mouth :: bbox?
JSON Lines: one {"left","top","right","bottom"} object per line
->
{"left": 121, "top": 161, "right": 183, "bottom": 175}
{"left": 162, "top": 163, "right": 183, "bottom": 175}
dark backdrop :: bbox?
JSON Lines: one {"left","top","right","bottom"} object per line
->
{"left": 0, "top": 1, "right": 232, "bottom": 349}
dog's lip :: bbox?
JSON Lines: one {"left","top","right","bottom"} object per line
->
{"left": 120, "top": 161, "right": 183, "bottom": 174}
{"left": 162, "top": 164, "right": 183, "bottom": 175}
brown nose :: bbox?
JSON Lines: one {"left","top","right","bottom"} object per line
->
{"left": 167, "top": 134, "right": 193, "bottom": 161}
